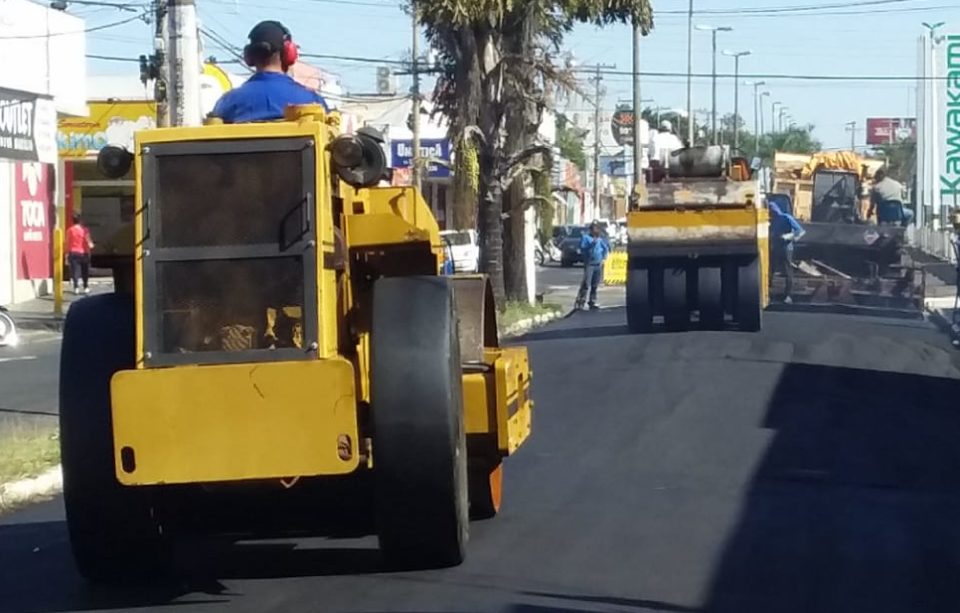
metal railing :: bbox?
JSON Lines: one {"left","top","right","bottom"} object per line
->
{"left": 913, "top": 226, "right": 958, "bottom": 264}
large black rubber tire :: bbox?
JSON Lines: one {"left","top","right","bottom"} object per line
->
{"left": 736, "top": 258, "right": 763, "bottom": 332}
{"left": 662, "top": 266, "right": 689, "bottom": 332}
{"left": 697, "top": 266, "right": 724, "bottom": 330}
{"left": 371, "top": 277, "right": 469, "bottom": 569}
{"left": 626, "top": 265, "right": 653, "bottom": 333}
{"left": 59, "top": 293, "right": 170, "bottom": 583}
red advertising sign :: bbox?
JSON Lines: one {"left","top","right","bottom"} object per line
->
{"left": 866, "top": 117, "right": 916, "bottom": 146}
{"left": 14, "top": 162, "right": 51, "bottom": 280}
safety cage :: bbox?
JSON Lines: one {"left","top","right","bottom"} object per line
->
{"left": 139, "top": 137, "right": 319, "bottom": 367}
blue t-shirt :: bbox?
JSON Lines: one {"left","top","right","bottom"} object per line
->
{"left": 211, "top": 72, "right": 329, "bottom": 123}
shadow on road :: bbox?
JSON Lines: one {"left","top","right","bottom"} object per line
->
{"left": 0, "top": 519, "right": 387, "bottom": 613}
{"left": 699, "top": 362, "right": 960, "bottom": 613}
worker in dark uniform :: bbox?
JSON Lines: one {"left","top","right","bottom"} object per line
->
{"left": 209, "top": 20, "right": 329, "bottom": 123}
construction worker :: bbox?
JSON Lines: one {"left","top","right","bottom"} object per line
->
{"left": 868, "top": 168, "right": 913, "bottom": 227}
{"left": 575, "top": 221, "right": 610, "bottom": 311}
{"left": 768, "top": 199, "right": 805, "bottom": 304}
{"left": 649, "top": 120, "right": 684, "bottom": 169}
{"left": 209, "top": 21, "right": 328, "bottom": 124}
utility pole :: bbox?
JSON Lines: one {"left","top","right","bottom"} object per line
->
{"left": 632, "top": 20, "right": 643, "bottom": 189}
{"left": 166, "top": 0, "right": 201, "bottom": 126}
{"left": 411, "top": 1, "right": 422, "bottom": 192}
{"left": 685, "top": 0, "right": 694, "bottom": 146}
{"left": 588, "top": 63, "right": 615, "bottom": 220}
{"left": 846, "top": 120, "right": 857, "bottom": 151}
{"left": 152, "top": 0, "right": 169, "bottom": 127}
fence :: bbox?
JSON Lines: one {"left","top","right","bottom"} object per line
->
{"left": 913, "top": 226, "right": 958, "bottom": 264}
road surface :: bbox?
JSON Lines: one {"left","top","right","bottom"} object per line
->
{"left": 0, "top": 330, "right": 61, "bottom": 433}
{"left": 2, "top": 307, "right": 960, "bottom": 612}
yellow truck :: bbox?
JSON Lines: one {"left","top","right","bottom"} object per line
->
{"left": 626, "top": 146, "right": 769, "bottom": 332}
{"left": 59, "top": 105, "right": 533, "bottom": 582}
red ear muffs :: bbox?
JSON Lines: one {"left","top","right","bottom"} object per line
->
{"left": 282, "top": 38, "right": 298, "bottom": 67}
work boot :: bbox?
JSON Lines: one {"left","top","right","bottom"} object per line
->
{"left": 589, "top": 303, "right": 600, "bottom": 311}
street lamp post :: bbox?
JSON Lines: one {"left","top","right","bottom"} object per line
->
{"left": 686, "top": 0, "right": 694, "bottom": 146}
{"left": 779, "top": 106, "right": 789, "bottom": 132}
{"left": 746, "top": 80, "right": 765, "bottom": 156}
{"left": 759, "top": 91, "right": 770, "bottom": 135}
{"left": 923, "top": 21, "right": 946, "bottom": 227}
{"left": 696, "top": 25, "right": 732, "bottom": 145}
{"left": 771, "top": 101, "right": 781, "bottom": 135}
{"left": 723, "top": 49, "right": 751, "bottom": 151}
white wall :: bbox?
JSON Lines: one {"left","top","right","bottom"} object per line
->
{"left": 0, "top": 0, "right": 87, "bottom": 116}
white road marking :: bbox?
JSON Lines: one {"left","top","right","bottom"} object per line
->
{"left": 0, "top": 356, "right": 38, "bottom": 363}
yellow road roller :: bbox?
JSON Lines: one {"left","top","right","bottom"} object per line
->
{"left": 59, "top": 105, "right": 533, "bottom": 582}
{"left": 626, "top": 147, "right": 769, "bottom": 333}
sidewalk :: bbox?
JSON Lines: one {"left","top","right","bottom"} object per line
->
{"left": 925, "top": 293, "right": 959, "bottom": 347}
{"left": 6, "top": 279, "right": 113, "bottom": 332}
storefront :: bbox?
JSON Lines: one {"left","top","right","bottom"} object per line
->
{"left": 58, "top": 100, "right": 156, "bottom": 267}
{"left": 0, "top": 87, "right": 58, "bottom": 305}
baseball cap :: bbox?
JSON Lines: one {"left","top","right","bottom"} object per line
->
{"left": 248, "top": 20, "right": 289, "bottom": 53}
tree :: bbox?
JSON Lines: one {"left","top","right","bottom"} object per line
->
{"left": 870, "top": 140, "right": 916, "bottom": 183}
{"left": 556, "top": 114, "right": 587, "bottom": 170}
{"left": 417, "top": 0, "right": 654, "bottom": 305}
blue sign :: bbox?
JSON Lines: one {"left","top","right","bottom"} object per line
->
{"left": 390, "top": 139, "right": 451, "bottom": 178}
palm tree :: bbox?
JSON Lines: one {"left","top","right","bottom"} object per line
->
{"left": 416, "top": 0, "right": 654, "bottom": 305}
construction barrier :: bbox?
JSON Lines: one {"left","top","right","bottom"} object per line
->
{"left": 603, "top": 248, "right": 628, "bottom": 285}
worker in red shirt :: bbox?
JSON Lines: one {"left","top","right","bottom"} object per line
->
{"left": 65, "top": 214, "right": 94, "bottom": 294}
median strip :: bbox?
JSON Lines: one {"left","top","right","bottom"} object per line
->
{"left": 0, "top": 424, "right": 62, "bottom": 512}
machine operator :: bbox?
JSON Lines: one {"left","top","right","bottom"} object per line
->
{"left": 209, "top": 20, "right": 329, "bottom": 124}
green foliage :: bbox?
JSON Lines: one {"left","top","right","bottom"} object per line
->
{"left": 871, "top": 141, "right": 916, "bottom": 183}
{"left": 556, "top": 115, "right": 587, "bottom": 170}
{"left": 535, "top": 168, "right": 555, "bottom": 241}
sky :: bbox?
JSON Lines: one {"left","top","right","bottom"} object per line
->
{"left": 73, "top": 0, "right": 960, "bottom": 150}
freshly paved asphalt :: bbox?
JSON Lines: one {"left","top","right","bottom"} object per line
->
{"left": 3, "top": 302, "right": 960, "bottom": 612}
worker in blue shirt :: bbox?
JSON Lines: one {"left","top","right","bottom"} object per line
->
{"left": 209, "top": 21, "right": 329, "bottom": 124}
{"left": 575, "top": 221, "right": 611, "bottom": 310}
{"left": 768, "top": 198, "right": 805, "bottom": 304}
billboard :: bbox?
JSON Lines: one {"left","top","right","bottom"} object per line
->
{"left": 14, "top": 162, "right": 51, "bottom": 280}
{"left": 0, "top": 88, "right": 57, "bottom": 164}
{"left": 866, "top": 117, "right": 916, "bottom": 145}
{"left": 58, "top": 100, "right": 157, "bottom": 159}
{"left": 943, "top": 34, "right": 960, "bottom": 208}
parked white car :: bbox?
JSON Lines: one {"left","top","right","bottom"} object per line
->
{"left": 439, "top": 229, "right": 480, "bottom": 273}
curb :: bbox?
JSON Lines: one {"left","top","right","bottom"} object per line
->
{"left": 925, "top": 306, "right": 959, "bottom": 347}
{"left": 501, "top": 309, "right": 564, "bottom": 338}
{"left": 0, "top": 465, "right": 62, "bottom": 512}
{"left": 11, "top": 317, "right": 64, "bottom": 333}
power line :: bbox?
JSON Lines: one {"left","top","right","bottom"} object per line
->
{"left": 0, "top": 12, "right": 148, "bottom": 39}
{"left": 658, "top": 0, "right": 938, "bottom": 15}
